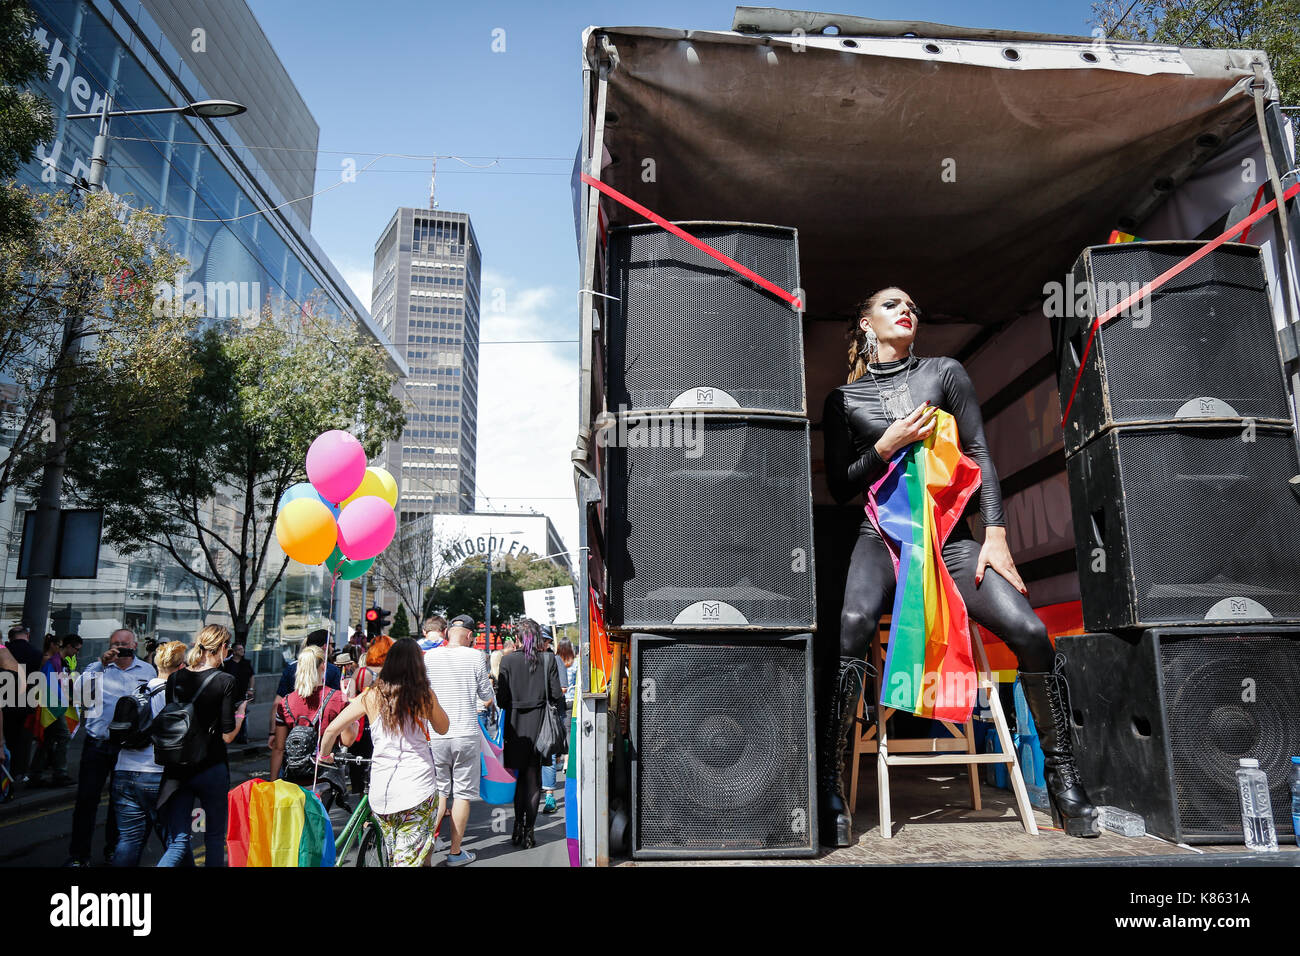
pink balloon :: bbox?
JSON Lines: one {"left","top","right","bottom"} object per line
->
{"left": 337, "top": 495, "right": 397, "bottom": 560}
{"left": 306, "top": 430, "right": 366, "bottom": 505}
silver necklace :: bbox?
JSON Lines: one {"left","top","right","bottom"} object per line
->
{"left": 866, "top": 353, "right": 918, "bottom": 421}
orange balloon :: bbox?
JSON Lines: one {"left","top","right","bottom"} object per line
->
{"left": 275, "top": 498, "right": 337, "bottom": 565}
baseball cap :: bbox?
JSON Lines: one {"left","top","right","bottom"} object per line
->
{"left": 448, "top": 614, "right": 475, "bottom": 630}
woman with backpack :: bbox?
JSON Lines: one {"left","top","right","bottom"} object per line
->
{"left": 318, "top": 637, "right": 449, "bottom": 866}
{"left": 111, "top": 640, "right": 186, "bottom": 866}
{"left": 270, "top": 645, "right": 358, "bottom": 782}
{"left": 156, "top": 625, "right": 248, "bottom": 866}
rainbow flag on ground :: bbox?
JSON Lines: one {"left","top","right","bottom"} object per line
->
{"left": 227, "top": 779, "right": 335, "bottom": 867}
{"left": 866, "top": 409, "right": 983, "bottom": 722}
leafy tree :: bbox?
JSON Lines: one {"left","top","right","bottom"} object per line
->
{"left": 372, "top": 513, "right": 455, "bottom": 626}
{"left": 70, "top": 302, "right": 406, "bottom": 644}
{"left": 0, "top": 0, "right": 55, "bottom": 246}
{"left": 390, "top": 603, "right": 410, "bottom": 639}
{"left": 0, "top": 186, "right": 198, "bottom": 506}
{"left": 1089, "top": 0, "right": 1300, "bottom": 104}
{"left": 426, "top": 552, "right": 574, "bottom": 625}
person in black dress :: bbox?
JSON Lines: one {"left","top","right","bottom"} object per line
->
{"left": 496, "top": 617, "right": 564, "bottom": 849}
{"left": 157, "top": 624, "right": 247, "bottom": 866}
{"left": 820, "top": 287, "right": 1098, "bottom": 845}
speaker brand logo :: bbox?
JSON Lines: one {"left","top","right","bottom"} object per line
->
{"left": 702, "top": 602, "right": 720, "bottom": 620}
{"left": 697, "top": 388, "right": 714, "bottom": 405}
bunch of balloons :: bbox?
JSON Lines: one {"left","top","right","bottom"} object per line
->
{"left": 274, "top": 430, "right": 398, "bottom": 580}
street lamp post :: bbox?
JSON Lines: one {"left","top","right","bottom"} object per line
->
{"left": 20, "top": 96, "right": 246, "bottom": 635}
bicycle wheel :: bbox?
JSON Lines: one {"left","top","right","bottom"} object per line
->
{"left": 355, "top": 821, "right": 385, "bottom": 867}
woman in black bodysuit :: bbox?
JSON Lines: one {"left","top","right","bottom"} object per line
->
{"left": 819, "top": 287, "right": 1098, "bottom": 845}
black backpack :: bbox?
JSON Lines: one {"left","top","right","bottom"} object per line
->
{"left": 108, "top": 680, "right": 165, "bottom": 750}
{"left": 281, "top": 689, "right": 336, "bottom": 782}
{"left": 152, "top": 669, "right": 222, "bottom": 769}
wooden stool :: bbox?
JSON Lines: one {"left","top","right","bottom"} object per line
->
{"left": 847, "top": 619, "right": 1039, "bottom": 839}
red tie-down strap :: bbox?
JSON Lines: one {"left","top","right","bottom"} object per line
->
{"left": 1062, "top": 181, "right": 1300, "bottom": 425}
{"left": 579, "top": 172, "right": 804, "bottom": 311}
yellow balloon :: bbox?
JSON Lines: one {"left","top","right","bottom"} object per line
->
{"left": 370, "top": 466, "right": 398, "bottom": 508}
{"left": 276, "top": 498, "right": 337, "bottom": 565}
{"left": 341, "top": 466, "right": 398, "bottom": 509}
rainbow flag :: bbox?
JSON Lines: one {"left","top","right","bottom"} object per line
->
{"left": 866, "top": 409, "right": 982, "bottom": 722}
{"left": 227, "top": 779, "right": 334, "bottom": 867}
{"left": 29, "top": 658, "right": 78, "bottom": 744}
{"left": 565, "top": 701, "right": 578, "bottom": 867}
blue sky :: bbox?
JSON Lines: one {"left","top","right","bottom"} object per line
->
{"left": 244, "top": 0, "right": 1107, "bottom": 552}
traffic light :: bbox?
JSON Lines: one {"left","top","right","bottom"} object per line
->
{"left": 365, "top": 606, "right": 391, "bottom": 638}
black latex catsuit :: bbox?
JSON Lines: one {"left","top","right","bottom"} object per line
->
{"left": 821, "top": 354, "right": 1053, "bottom": 671}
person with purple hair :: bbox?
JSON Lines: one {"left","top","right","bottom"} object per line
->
{"left": 496, "top": 618, "right": 565, "bottom": 849}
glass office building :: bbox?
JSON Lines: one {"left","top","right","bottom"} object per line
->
{"left": 373, "top": 207, "right": 482, "bottom": 523}
{"left": 0, "top": 0, "right": 405, "bottom": 660}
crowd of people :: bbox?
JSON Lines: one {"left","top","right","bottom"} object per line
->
{"left": 0, "top": 613, "right": 576, "bottom": 868}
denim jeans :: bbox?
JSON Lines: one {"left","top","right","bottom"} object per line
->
{"left": 158, "top": 762, "right": 230, "bottom": 867}
{"left": 542, "top": 754, "right": 557, "bottom": 791}
{"left": 112, "top": 771, "right": 162, "bottom": 867}
{"left": 69, "top": 736, "right": 120, "bottom": 862}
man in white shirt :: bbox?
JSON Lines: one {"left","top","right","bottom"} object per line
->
{"left": 425, "top": 614, "right": 493, "bottom": 865}
{"left": 68, "top": 629, "right": 156, "bottom": 866}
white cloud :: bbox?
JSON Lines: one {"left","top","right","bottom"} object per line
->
{"left": 337, "top": 259, "right": 373, "bottom": 311}
{"left": 472, "top": 271, "right": 579, "bottom": 560}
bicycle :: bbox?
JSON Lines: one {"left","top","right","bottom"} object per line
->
{"left": 314, "top": 754, "right": 387, "bottom": 867}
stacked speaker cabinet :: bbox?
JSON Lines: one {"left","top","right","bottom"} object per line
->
{"left": 1053, "top": 241, "right": 1300, "bottom": 632}
{"left": 1053, "top": 240, "right": 1300, "bottom": 844}
{"left": 604, "top": 222, "right": 818, "bottom": 858}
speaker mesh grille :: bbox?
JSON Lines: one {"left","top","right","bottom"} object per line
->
{"left": 608, "top": 224, "right": 803, "bottom": 413}
{"left": 1116, "top": 427, "right": 1300, "bottom": 623}
{"left": 1080, "top": 244, "right": 1288, "bottom": 423}
{"left": 635, "top": 636, "right": 813, "bottom": 853}
{"left": 607, "top": 417, "right": 815, "bottom": 629}
{"left": 1160, "top": 635, "right": 1300, "bottom": 836}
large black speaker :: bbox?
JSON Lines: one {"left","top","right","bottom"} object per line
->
{"left": 1054, "top": 241, "right": 1291, "bottom": 456}
{"left": 605, "top": 413, "right": 816, "bottom": 631}
{"left": 1066, "top": 421, "right": 1300, "bottom": 631}
{"left": 606, "top": 222, "right": 805, "bottom": 415}
{"left": 630, "top": 632, "right": 817, "bottom": 858}
{"left": 1058, "top": 627, "right": 1300, "bottom": 844}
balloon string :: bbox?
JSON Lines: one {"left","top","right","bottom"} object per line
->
{"left": 313, "top": 566, "right": 343, "bottom": 798}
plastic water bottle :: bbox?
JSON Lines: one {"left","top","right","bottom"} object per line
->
{"left": 1288, "top": 756, "right": 1300, "bottom": 843}
{"left": 1236, "top": 758, "right": 1278, "bottom": 851}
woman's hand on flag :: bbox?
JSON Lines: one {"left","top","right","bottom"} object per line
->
{"left": 874, "top": 401, "right": 938, "bottom": 460}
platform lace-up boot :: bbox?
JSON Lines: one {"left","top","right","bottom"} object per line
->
{"left": 818, "top": 656, "right": 870, "bottom": 847}
{"left": 1017, "top": 654, "right": 1101, "bottom": 837}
